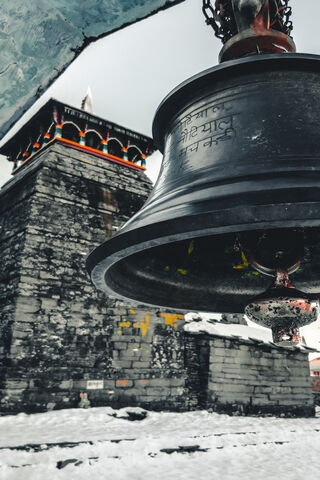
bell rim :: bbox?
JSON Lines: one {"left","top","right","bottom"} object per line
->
{"left": 86, "top": 213, "right": 320, "bottom": 310}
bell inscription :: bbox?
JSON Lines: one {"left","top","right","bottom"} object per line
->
{"left": 158, "top": 99, "right": 239, "bottom": 185}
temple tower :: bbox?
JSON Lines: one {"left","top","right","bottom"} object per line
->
{"left": 0, "top": 99, "right": 186, "bottom": 413}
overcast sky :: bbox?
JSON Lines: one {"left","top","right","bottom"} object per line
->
{"left": 1, "top": 0, "right": 319, "bottom": 186}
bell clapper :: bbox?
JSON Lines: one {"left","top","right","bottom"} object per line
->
{"left": 245, "top": 263, "right": 319, "bottom": 345}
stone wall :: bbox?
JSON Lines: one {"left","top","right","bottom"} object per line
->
{"left": 312, "top": 377, "right": 320, "bottom": 406}
{"left": 184, "top": 332, "right": 315, "bottom": 417}
{"left": 96, "top": 309, "right": 187, "bottom": 411}
{"left": 0, "top": 166, "right": 36, "bottom": 396}
{"left": 0, "top": 142, "right": 187, "bottom": 413}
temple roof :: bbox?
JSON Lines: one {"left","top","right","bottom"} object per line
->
{"left": 0, "top": 98, "right": 154, "bottom": 157}
{"left": 0, "top": 98, "right": 154, "bottom": 173}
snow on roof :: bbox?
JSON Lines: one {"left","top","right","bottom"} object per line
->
{"left": 184, "top": 316, "right": 318, "bottom": 353}
{"left": 184, "top": 317, "right": 272, "bottom": 342}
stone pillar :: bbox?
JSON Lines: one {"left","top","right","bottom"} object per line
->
{"left": 101, "top": 139, "right": 108, "bottom": 153}
{"left": 141, "top": 153, "right": 147, "bottom": 167}
{"left": 122, "top": 147, "right": 128, "bottom": 161}
{"left": 43, "top": 133, "right": 51, "bottom": 145}
{"left": 79, "top": 131, "right": 86, "bottom": 145}
{"left": 31, "top": 142, "right": 40, "bottom": 154}
{"left": 54, "top": 124, "right": 62, "bottom": 138}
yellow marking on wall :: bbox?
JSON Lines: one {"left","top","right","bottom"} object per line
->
{"left": 177, "top": 268, "right": 188, "bottom": 275}
{"left": 133, "top": 314, "right": 150, "bottom": 337}
{"left": 188, "top": 240, "right": 194, "bottom": 255}
{"left": 233, "top": 251, "right": 249, "bottom": 270}
{"left": 160, "top": 313, "right": 184, "bottom": 328}
{"left": 119, "top": 321, "right": 131, "bottom": 328}
{"left": 118, "top": 310, "right": 185, "bottom": 336}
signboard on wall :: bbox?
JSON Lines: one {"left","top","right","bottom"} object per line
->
{"left": 87, "top": 380, "right": 104, "bottom": 390}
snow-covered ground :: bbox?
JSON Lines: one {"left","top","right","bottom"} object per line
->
{"left": 1, "top": 406, "right": 320, "bottom": 480}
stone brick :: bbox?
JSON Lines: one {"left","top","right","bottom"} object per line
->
{"left": 210, "top": 356, "right": 225, "bottom": 364}
{"left": 116, "top": 379, "right": 134, "bottom": 388}
{"left": 119, "top": 350, "right": 143, "bottom": 360}
{"left": 111, "top": 335, "right": 133, "bottom": 343}
{"left": 12, "top": 330, "right": 29, "bottom": 339}
{"left": 72, "top": 380, "right": 88, "bottom": 389}
{"left": 103, "top": 380, "right": 116, "bottom": 389}
{"left": 59, "top": 380, "right": 73, "bottom": 389}
{"left": 209, "top": 383, "right": 253, "bottom": 394}
{"left": 134, "top": 378, "right": 170, "bottom": 388}
{"left": 113, "top": 342, "right": 129, "bottom": 350}
{"left": 132, "top": 361, "right": 152, "bottom": 368}
{"left": 169, "top": 377, "right": 186, "bottom": 387}
{"left": 113, "top": 360, "right": 133, "bottom": 369}
{"left": 146, "top": 387, "right": 172, "bottom": 396}
{"left": 5, "top": 380, "right": 28, "bottom": 389}
{"left": 136, "top": 379, "right": 150, "bottom": 387}
{"left": 170, "top": 387, "right": 185, "bottom": 396}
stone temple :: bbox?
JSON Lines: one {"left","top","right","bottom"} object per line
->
{"left": 0, "top": 98, "right": 316, "bottom": 416}
{"left": 0, "top": 99, "right": 188, "bottom": 413}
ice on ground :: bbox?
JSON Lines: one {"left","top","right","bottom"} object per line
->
{"left": 1, "top": 406, "right": 320, "bottom": 480}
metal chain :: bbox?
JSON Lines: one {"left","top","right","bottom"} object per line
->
{"left": 202, "top": 0, "right": 224, "bottom": 39}
{"left": 202, "top": 0, "right": 236, "bottom": 43}
{"left": 275, "top": 0, "right": 293, "bottom": 35}
{"left": 202, "top": 1, "right": 293, "bottom": 43}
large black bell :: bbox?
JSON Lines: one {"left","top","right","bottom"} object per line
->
{"left": 87, "top": 53, "right": 320, "bottom": 315}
